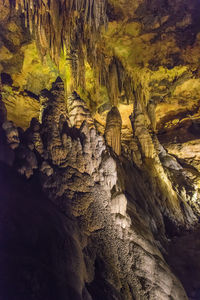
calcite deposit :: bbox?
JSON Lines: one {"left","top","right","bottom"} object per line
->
{"left": 105, "top": 106, "right": 122, "bottom": 155}
{"left": 1, "top": 1, "right": 200, "bottom": 299}
{"left": 0, "top": 76, "right": 197, "bottom": 300}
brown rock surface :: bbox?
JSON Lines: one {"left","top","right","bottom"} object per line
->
{"left": 2, "top": 77, "right": 197, "bottom": 299}
{"left": 1, "top": 1, "right": 200, "bottom": 299}
{"left": 105, "top": 106, "right": 122, "bottom": 155}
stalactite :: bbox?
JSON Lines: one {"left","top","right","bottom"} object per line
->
{"left": 77, "top": 46, "right": 86, "bottom": 89}
{"left": 10, "top": 0, "right": 109, "bottom": 97}
{"left": 107, "top": 58, "right": 120, "bottom": 106}
{"left": 123, "top": 75, "right": 134, "bottom": 104}
{"left": 13, "top": 0, "right": 107, "bottom": 68}
{"left": 84, "top": 0, "right": 89, "bottom": 23}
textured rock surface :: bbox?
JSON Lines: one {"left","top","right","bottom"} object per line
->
{"left": 1, "top": 85, "right": 40, "bottom": 129}
{"left": 105, "top": 106, "right": 122, "bottom": 155}
{"left": 1, "top": 1, "right": 200, "bottom": 299}
{"left": 67, "top": 92, "right": 94, "bottom": 129}
{"left": 1, "top": 77, "right": 199, "bottom": 299}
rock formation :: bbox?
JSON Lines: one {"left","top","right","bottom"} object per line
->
{"left": 147, "top": 99, "right": 157, "bottom": 132}
{"left": 1, "top": 1, "right": 200, "bottom": 299}
{"left": 0, "top": 98, "right": 7, "bottom": 125}
{"left": 1, "top": 76, "right": 197, "bottom": 299}
{"left": 105, "top": 106, "right": 122, "bottom": 155}
{"left": 67, "top": 92, "right": 94, "bottom": 128}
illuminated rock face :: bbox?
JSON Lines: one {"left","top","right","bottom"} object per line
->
{"left": 1, "top": 85, "right": 40, "bottom": 129}
{"left": 67, "top": 92, "right": 94, "bottom": 128}
{"left": 105, "top": 106, "right": 122, "bottom": 155}
{"left": 1, "top": 77, "right": 198, "bottom": 300}
{"left": 40, "top": 77, "right": 70, "bottom": 165}
{"left": 1, "top": 1, "right": 200, "bottom": 299}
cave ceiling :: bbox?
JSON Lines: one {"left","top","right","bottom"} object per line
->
{"left": 1, "top": 0, "right": 200, "bottom": 168}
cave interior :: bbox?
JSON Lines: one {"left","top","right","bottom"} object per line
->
{"left": 1, "top": 1, "right": 200, "bottom": 299}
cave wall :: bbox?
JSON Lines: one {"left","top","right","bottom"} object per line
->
{"left": 1, "top": 1, "right": 200, "bottom": 299}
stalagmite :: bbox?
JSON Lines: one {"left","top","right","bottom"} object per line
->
{"left": 67, "top": 91, "right": 94, "bottom": 128}
{"left": 2, "top": 1, "right": 200, "bottom": 299}
{"left": 104, "top": 106, "right": 122, "bottom": 155}
{"left": 147, "top": 99, "right": 157, "bottom": 132}
{"left": 2, "top": 121, "right": 20, "bottom": 150}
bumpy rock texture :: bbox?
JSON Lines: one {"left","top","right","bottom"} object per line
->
{"left": 1, "top": 77, "right": 200, "bottom": 300}
{"left": 1, "top": 0, "right": 200, "bottom": 299}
